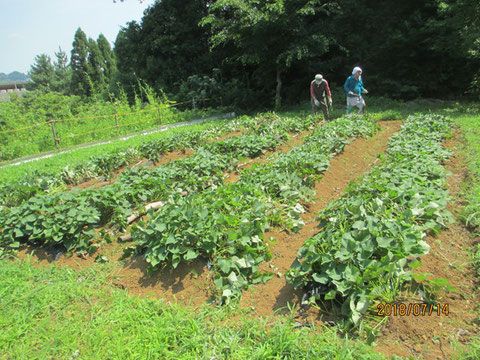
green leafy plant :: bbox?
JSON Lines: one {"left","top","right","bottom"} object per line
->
{"left": 287, "top": 114, "right": 453, "bottom": 326}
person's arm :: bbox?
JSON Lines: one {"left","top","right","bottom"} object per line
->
{"left": 343, "top": 78, "right": 350, "bottom": 94}
{"left": 324, "top": 80, "right": 332, "bottom": 99}
{"left": 310, "top": 81, "right": 316, "bottom": 100}
{"left": 359, "top": 77, "right": 368, "bottom": 94}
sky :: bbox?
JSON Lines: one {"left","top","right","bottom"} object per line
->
{"left": 0, "top": 0, "right": 155, "bottom": 74}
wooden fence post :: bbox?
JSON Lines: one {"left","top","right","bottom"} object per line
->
{"left": 192, "top": 98, "right": 197, "bottom": 117}
{"left": 115, "top": 112, "right": 119, "bottom": 134}
{"left": 50, "top": 120, "right": 59, "bottom": 147}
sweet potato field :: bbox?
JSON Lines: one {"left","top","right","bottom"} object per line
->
{"left": 1, "top": 111, "right": 479, "bottom": 359}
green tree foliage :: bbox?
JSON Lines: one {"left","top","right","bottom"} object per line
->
{"left": 70, "top": 28, "right": 91, "bottom": 96}
{"left": 28, "top": 54, "right": 55, "bottom": 91}
{"left": 97, "top": 34, "right": 117, "bottom": 82}
{"left": 70, "top": 29, "right": 117, "bottom": 98}
{"left": 87, "top": 38, "right": 106, "bottom": 95}
{"left": 114, "top": 0, "right": 480, "bottom": 107}
{"left": 28, "top": 50, "right": 72, "bottom": 94}
{"left": 441, "top": 0, "right": 480, "bottom": 93}
{"left": 326, "top": 0, "right": 474, "bottom": 99}
{"left": 53, "top": 48, "right": 72, "bottom": 93}
{"left": 115, "top": 0, "right": 213, "bottom": 97}
{"left": 113, "top": 21, "right": 144, "bottom": 98}
{"left": 202, "top": 0, "right": 335, "bottom": 109}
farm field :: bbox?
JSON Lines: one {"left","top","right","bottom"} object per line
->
{"left": 1, "top": 99, "right": 479, "bottom": 359}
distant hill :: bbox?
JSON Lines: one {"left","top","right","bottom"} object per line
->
{"left": 0, "top": 71, "right": 29, "bottom": 84}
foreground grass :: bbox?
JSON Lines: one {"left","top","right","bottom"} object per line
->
{"left": 0, "top": 259, "right": 387, "bottom": 360}
{"left": 451, "top": 104, "right": 480, "bottom": 360}
{"left": 0, "top": 118, "right": 232, "bottom": 184}
{"left": 453, "top": 109, "right": 480, "bottom": 230}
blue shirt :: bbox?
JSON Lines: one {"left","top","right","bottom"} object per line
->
{"left": 344, "top": 75, "right": 365, "bottom": 97}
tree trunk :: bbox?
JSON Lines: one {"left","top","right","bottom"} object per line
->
{"left": 275, "top": 68, "right": 282, "bottom": 110}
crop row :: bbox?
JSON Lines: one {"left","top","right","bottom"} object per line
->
{"left": 0, "top": 117, "right": 251, "bottom": 208}
{"left": 286, "top": 114, "right": 452, "bottom": 325}
{"left": 0, "top": 113, "right": 322, "bottom": 208}
{"left": 131, "top": 116, "right": 379, "bottom": 301}
{"left": 0, "top": 114, "right": 317, "bottom": 257}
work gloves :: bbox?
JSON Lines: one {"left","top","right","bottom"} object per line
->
{"left": 314, "top": 99, "right": 320, "bottom": 106}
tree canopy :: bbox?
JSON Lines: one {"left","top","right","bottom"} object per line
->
{"left": 29, "top": 0, "right": 480, "bottom": 106}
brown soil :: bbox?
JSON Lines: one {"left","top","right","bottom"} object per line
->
{"left": 217, "top": 130, "right": 245, "bottom": 140}
{"left": 373, "top": 128, "right": 479, "bottom": 360}
{"left": 239, "top": 120, "right": 403, "bottom": 317}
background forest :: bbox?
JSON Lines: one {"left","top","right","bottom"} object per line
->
{"left": 25, "top": 0, "right": 480, "bottom": 109}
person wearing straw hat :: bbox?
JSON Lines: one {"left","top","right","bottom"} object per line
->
{"left": 344, "top": 66, "right": 368, "bottom": 114}
{"left": 310, "top": 74, "right": 332, "bottom": 121}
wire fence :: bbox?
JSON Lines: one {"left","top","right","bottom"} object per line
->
{"left": 0, "top": 96, "right": 224, "bottom": 148}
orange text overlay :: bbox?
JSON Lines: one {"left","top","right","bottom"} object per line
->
{"left": 376, "top": 303, "right": 450, "bottom": 317}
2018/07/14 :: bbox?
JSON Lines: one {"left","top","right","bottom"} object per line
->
{"left": 377, "top": 303, "right": 450, "bottom": 317}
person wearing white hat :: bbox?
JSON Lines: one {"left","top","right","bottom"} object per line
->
{"left": 310, "top": 74, "right": 332, "bottom": 121}
{"left": 344, "top": 67, "right": 369, "bottom": 114}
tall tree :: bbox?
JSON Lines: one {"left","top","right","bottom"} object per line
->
{"left": 115, "top": 0, "right": 214, "bottom": 95}
{"left": 28, "top": 54, "right": 55, "bottom": 91}
{"left": 202, "top": 0, "right": 335, "bottom": 109}
{"left": 114, "top": 21, "right": 144, "bottom": 96}
{"left": 87, "top": 38, "right": 106, "bottom": 94}
{"left": 53, "top": 47, "right": 72, "bottom": 93}
{"left": 70, "top": 28, "right": 91, "bottom": 96}
{"left": 97, "top": 34, "right": 117, "bottom": 82}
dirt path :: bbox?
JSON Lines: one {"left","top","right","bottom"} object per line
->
{"left": 238, "top": 120, "right": 403, "bottom": 317}
{"left": 374, "top": 129, "right": 479, "bottom": 360}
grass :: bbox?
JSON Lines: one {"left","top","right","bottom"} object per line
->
{"left": 0, "top": 258, "right": 387, "bottom": 360}
{"left": 449, "top": 102, "right": 480, "bottom": 360}
{"left": 0, "top": 118, "right": 232, "bottom": 184}
{"left": 453, "top": 111, "right": 480, "bottom": 230}
{"left": 0, "top": 90, "right": 227, "bottom": 162}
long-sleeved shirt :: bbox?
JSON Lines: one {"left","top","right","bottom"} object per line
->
{"left": 344, "top": 75, "right": 365, "bottom": 97}
{"left": 310, "top": 79, "right": 332, "bottom": 101}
